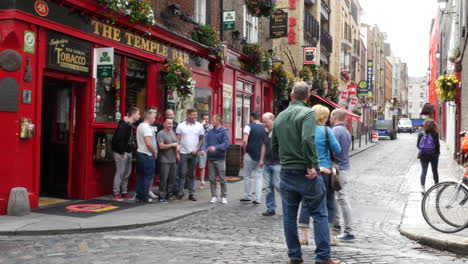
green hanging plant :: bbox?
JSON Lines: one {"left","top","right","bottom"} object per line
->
{"left": 191, "top": 25, "right": 224, "bottom": 59}
{"left": 97, "top": 0, "right": 155, "bottom": 26}
{"left": 240, "top": 44, "right": 272, "bottom": 74}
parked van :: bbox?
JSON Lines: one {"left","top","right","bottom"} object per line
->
{"left": 398, "top": 118, "right": 413, "bottom": 133}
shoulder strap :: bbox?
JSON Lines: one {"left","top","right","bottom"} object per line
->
{"left": 325, "top": 126, "right": 335, "bottom": 162}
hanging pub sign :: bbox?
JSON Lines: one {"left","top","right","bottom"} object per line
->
{"left": 303, "top": 47, "right": 317, "bottom": 64}
{"left": 348, "top": 97, "right": 358, "bottom": 112}
{"left": 270, "top": 9, "right": 288, "bottom": 38}
{"left": 95, "top": 47, "right": 114, "bottom": 78}
{"left": 338, "top": 90, "right": 348, "bottom": 106}
{"left": 367, "top": 60, "right": 374, "bottom": 92}
{"left": 46, "top": 31, "right": 92, "bottom": 76}
{"left": 347, "top": 84, "right": 357, "bottom": 96}
{"left": 223, "top": 11, "right": 235, "bottom": 30}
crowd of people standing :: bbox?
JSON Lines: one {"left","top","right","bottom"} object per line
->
{"left": 110, "top": 81, "right": 357, "bottom": 264}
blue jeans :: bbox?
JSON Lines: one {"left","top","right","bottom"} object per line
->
{"left": 264, "top": 164, "right": 281, "bottom": 211}
{"left": 280, "top": 168, "right": 330, "bottom": 262}
{"left": 299, "top": 172, "right": 335, "bottom": 225}
{"left": 243, "top": 153, "right": 264, "bottom": 202}
{"left": 135, "top": 152, "right": 155, "bottom": 201}
{"left": 420, "top": 155, "right": 439, "bottom": 186}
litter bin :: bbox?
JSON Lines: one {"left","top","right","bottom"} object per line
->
{"left": 371, "top": 131, "right": 379, "bottom": 143}
{"left": 226, "top": 144, "right": 241, "bottom": 177}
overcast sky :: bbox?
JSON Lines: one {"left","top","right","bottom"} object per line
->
{"left": 359, "top": 0, "right": 439, "bottom": 77}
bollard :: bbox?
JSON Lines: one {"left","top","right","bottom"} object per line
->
{"left": 7, "top": 187, "right": 30, "bottom": 216}
{"left": 359, "top": 134, "right": 362, "bottom": 148}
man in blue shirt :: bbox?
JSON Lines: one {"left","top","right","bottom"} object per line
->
{"left": 330, "top": 109, "right": 355, "bottom": 241}
{"left": 240, "top": 111, "right": 266, "bottom": 204}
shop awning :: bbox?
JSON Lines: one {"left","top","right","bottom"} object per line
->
{"left": 420, "top": 103, "right": 435, "bottom": 116}
{"left": 309, "top": 92, "right": 361, "bottom": 122}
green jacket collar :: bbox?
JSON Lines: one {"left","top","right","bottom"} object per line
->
{"left": 289, "top": 100, "right": 309, "bottom": 107}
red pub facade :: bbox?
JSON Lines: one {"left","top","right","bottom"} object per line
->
{"left": 0, "top": 0, "right": 273, "bottom": 214}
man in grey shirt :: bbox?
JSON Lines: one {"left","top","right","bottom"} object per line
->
{"left": 157, "top": 119, "right": 179, "bottom": 203}
{"left": 330, "top": 109, "right": 355, "bottom": 241}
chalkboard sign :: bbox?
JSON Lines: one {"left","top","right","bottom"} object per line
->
{"left": 270, "top": 10, "right": 288, "bottom": 39}
{"left": 46, "top": 31, "right": 92, "bottom": 75}
{"left": 0, "top": 77, "right": 19, "bottom": 112}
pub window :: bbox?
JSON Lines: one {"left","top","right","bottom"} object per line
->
{"left": 234, "top": 80, "right": 253, "bottom": 139}
{"left": 94, "top": 54, "right": 121, "bottom": 123}
{"left": 194, "top": 0, "right": 207, "bottom": 25}
{"left": 125, "top": 58, "right": 147, "bottom": 115}
{"left": 194, "top": 87, "right": 212, "bottom": 119}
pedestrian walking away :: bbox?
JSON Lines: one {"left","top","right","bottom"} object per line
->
{"left": 240, "top": 111, "right": 266, "bottom": 205}
{"left": 330, "top": 109, "right": 355, "bottom": 241}
{"left": 201, "top": 114, "right": 230, "bottom": 204}
{"left": 259, "top": 112, "right": 281, "bottom": 216}
{"left": 135, "top": 109, "right": 158, "bottom": 203}
{"left": 272, "top": 82, "right": 340, "bottom": 264}
{"left": 198, "top": 113, "right": 213, "bottom": 189}
{"left": 176, "top": 108, "right": 205, "bottom": 201}
{"left": 417, "top": 119, "right": 440, "bottom": 194}
{"left": 157, "top": 118, "right": 179, "bottom": 203}
{"left": 111, "top": 106, "right": 140, "bottom": 201}
{"left": 298, "top": 104, "right": 342, "bottom": 247}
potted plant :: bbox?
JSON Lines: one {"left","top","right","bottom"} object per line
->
{"left": 245, "top": 0, "right": 276, "bottom": 17}
{"left": 191, "top": 25, "right": 224, "bottom": 59}
{"left": 161, "top": 57, "right": 196, "bottom": 102}
{"left": 97, "top": 0, "right": 156, "bottom": 26}
{"left": 240, "top": 44, "right": 272, "bottom": 74}
{"left": 436, "top": 73, "right": 458, "bottom": 101}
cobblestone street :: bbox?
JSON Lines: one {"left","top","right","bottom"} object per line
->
{"left": 1, "top": 133, "right": 467, "bottom": 264}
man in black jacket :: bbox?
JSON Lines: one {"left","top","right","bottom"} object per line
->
{"left": 111, "top": 107, "right": 140, "bottom": 201}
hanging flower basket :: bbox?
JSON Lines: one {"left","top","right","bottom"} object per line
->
{"left": 191, "top": 25, "right": 224, "bottom": 59}
{"left": 240, "top": 44, "right": 272, "bottom": 74}
{"left": 161, "top": 58, "right": 196, "bottom": 102}
{"left": 436, "top": 73, "right": 458, "bottom": 101}
{"left": 273, "top": 64, "right": 295, "bottom": 101}
{"left": 97, "top": 0, "right": 155, "bottom": 26}
{"left": 245, "top": 0, "right": 276, "bottom": 17}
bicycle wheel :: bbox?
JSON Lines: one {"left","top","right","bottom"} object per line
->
{"left": 421, "top": 182, "right": 468, "bottom": 233}
{"left": 436, "top": 181, "right": 468, "bottom": 230}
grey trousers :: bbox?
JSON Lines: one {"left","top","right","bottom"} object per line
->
{"left": 179, "top": 154, "right": 197, "bottom": 195}
{"left": 159, "top": 162, "right": 177, "bottom": 198}
{"left": 334, "top": 169, "right": 353, "bottom": 235}
{"left": 208, "top": 160, "right": 227, "bottom": 198}
{"left": 113, "top": 152, "right": 132, "bottom": 194}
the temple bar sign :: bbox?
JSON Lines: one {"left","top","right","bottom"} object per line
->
{"left": 91, "top": 20, "right": 190, "bottom": 64}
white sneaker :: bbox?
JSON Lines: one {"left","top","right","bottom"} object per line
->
{"left": 149, "top": 191, "right": 158, "bottom": 199}
{"left": 421, "top": 185, "right": 425, "bottom": 194}
{"left": 221, "top": 198, "right": 228, "bottom": 204}
{"left": 210, "top": 197, "right": 217, "bottom": 203}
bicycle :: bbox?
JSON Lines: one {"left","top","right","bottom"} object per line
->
{"left": 421, "top": 131, "right": 468, "bottom": 233}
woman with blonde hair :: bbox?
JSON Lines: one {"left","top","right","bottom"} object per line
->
{"left": 417, "top": 119, "right": 440, "bottom": 194}
{"left": 298, "top": 104, "right": 342, "bottom": 246}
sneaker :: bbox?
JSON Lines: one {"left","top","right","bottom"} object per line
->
{"left": 121, "top": 193, "right": 133, "bottom": 200}
{"left": 177, "top": 192, "right": 185, "bottom": 200}
{"left": 210, "top": 197, "right": 218, "bottom": 203}
{"left": 159, "top": 198, "right": 168, "bottom": 204}
{"left": 262, "top": 210, "right": 276, "bottom": 216}
{"left": 290, "top": 257, "right": 304, "bottom": 264}
{"left": 252, "top": 201, "right": 261, "bottom": 205}
{"left": 188, "top": 194, "right": 197, "bottom": 201}
{"left": 113, "top": 194, "right": 123, "bottom": 201}
{"left": 198, "top": 182, "right": 206, "bottom": 189}
{"left": 336, "top": 233, "right": 355, "bottom": 241}
{"left": 421, "top": 185, "right": 426, "bottom": 195}
{"left": 149, "top": 191, "right": 158, "bottom": 199}
{"left": 240, "top": 198, "right": 252, "bottom": 202}
{"left": 221, "top": 197, "right": 228, "bottom": 204}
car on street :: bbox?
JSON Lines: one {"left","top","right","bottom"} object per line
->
{"left": 398, "top": 118, "right": 413, "bottom": 133}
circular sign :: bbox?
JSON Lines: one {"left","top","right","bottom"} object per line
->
{"left": 367, "top": 61, "right": 374, "bottom": 67}
{"left": 34, "top": 0, "right": 49, "bottom": 17}
{"left": 0, "top": 49, "right": 23, "bottom": 72}
{"left": 358, "top": 80, "right": 368, "bottom": 89}
{"left": 24, "top": 31, "right": 35, "bottom": 47}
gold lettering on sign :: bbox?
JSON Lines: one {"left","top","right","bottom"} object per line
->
{"left": 124, "top": 32, "right": 133, "bottom": 46}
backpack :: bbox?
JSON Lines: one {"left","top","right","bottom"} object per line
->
{"left": 419, "top": 133, "right": 435, "bottom": 155}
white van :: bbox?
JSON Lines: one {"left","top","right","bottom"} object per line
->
{"left": 398, "top": 119, "right": 413, "bottom": 133}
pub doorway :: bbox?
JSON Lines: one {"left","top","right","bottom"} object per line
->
{"left": 40, "top": 75, "right": 87, "bottom": 199}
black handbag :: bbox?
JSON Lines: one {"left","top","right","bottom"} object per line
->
{"left": 325, "top": 127, "right": 342, "bottom": 191}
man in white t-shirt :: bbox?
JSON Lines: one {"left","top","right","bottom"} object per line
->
{"left": 176, "top": 108, "right": 205, "bottom": 201}
{"left": 135, "top": 109, "right": 158, "bottom": 203}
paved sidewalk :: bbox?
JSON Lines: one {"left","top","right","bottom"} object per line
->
{"left": 400, "top": 141, "right": 468, "bottom": 254}
{"left": 0, "top": 140, "right": 377, "bottom": 237}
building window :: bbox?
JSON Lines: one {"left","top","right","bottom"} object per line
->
{"left": 243, "top": 6, "right": 258, "bottom": 43}
{"left": 194, "top": 0, "right": 207, "bottom": 25}
{"left": 235, "top": 80, "right": 253, "bottom": 139}
{"left": 194, "top": 87, "right": 212, "bottom": 119}
{"left": 125, "top": 58, "right": 147, "bottom": 116}
{"left": 341, "top": 49, "right": 350, "bottom": 72}
{"left": 94, "top": 54, "right": 122, "bottom": 123}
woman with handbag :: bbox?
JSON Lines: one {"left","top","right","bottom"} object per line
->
{"left": 298, "top": 104, "right": 342, "bottom": 246}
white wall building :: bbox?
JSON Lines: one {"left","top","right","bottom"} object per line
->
{"left": 407, "top": 77, "right": 427, "bottom": 119}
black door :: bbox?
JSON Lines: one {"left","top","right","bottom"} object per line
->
{"left": 40, "top": 78, "right": 73, "bottom": 198}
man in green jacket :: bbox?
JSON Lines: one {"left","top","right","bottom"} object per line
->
{"left": 272, "top": 82, "right": 338, "bottom": 264}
